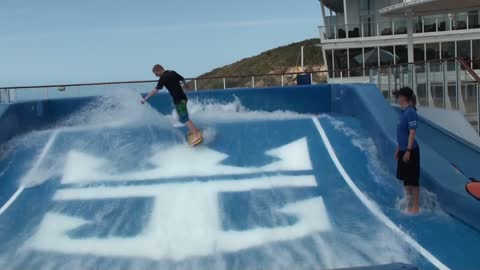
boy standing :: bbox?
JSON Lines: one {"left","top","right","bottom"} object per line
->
{"left": 394, "top": 87, "right": 420, "bottom": 214}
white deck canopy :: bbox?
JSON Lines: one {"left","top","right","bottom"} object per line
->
{"left": 380, "top": 0, "right": 480, "bottom": 17}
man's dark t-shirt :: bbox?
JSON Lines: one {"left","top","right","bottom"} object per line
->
{"left": 155, "top": 70, "right": 188, "bottom": 104}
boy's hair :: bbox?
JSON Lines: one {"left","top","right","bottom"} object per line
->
{"left": 394, "top": 87, "right": 417, "bottom": 109}
{"left": 410, "top": 93, "right": 417, "bottom": 110}
{"left": 152, "top": 64, "right": 164, "bottom": 73}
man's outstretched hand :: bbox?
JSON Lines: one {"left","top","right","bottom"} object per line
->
{"left": 141, "top": 99, "right": 146, "bottom": 104}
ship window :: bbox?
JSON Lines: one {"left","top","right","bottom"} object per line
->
{"left": 395, "top": 45, "right": 408, "bottom": 64}
{"left": 334, "top": 49, "right": 348, "bottom": 76}
{"left": 426, "top": 43, "right": 440, "bottom": 61}
{"left": 380, "top": 46, "right": 395, "bottom": 65}
{"left": 326, "top": 50, "right": 333, "bottom": 77}
{"left": 414, "top": 44, "right": 425, "bottom": 62}
{"left": 457, "top": 40, "right": 471, "bottom": 62}
{"left": 473, "top": 40, "right": 480, "bottom": 69}
{"left": 349, "top": 48, "right": 363, "bottom": 76}
{"left": 442, "top": 41, "right": 456, "bottom": 71}
{"left": 364, "top": 47, "right": 379, "bottom": 68}
{"left": 441, "top": 42, "right": 455, "bottom": 59}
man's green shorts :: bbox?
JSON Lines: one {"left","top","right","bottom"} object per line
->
{"left": 175, "top": 100, "right": 190, "bottom": 123}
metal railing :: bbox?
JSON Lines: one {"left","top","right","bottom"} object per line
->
{"left": 0, "top": 70, "right": 327, "bottom": 104}
{"left": 369, "top": 57, "right": 480, "bottom": 134}
{"left": 319, "top": 13, "right": 480, "bottom": 41}
{"left": 2, "top": 58, "right": 478, "bottom": 135}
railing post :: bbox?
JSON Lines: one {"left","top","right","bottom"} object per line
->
{"left": 45, "top": 87, "right": 49, "bottom": 100}
{"left": 477, "top": 85, "right": 480, "bottom": 134}
{"left": 388, "top": 67, "right": 392, "bottom": 103}
{"left": 443, "top": 61, "right": 448, "bottom": 109}
{"left": 361, "top": 23, "right": 364, "bottom": 37}
{"left": 426, "top": 62, "right": 431, "bottom": 107}
{"left": 0, "top": 88, "right": 7, "bottom": 103}
{"left": 392, "top": 20, "right": 396, "bottom": 35}
{"left": 223, "top": 78, "right": 226, "bottom": 89}
{"left": 467, "top": 14, "right": 470, "bottom": 30}
{"left": 399, "top": 66, "right": 404, "bottom": 88}
{"left": 281, "top": 75, "right": 284, "bottom": 86}
{"left": 194, "top": 80, "right": 197, "bottom": 91}
{"left": 456, "top": 60, "right": 460, "bottom": 110}
{"left": 378, "top": 68, "right": 382, "bottom": 90}
{"left": 251, "top": 76, "right": 255, "bottom": 88}
{"left": 412, "top": 64, "right": 417, "bottom": 96}
{"left": 310, "top": 73, "right": 314, "bottom": 85}
{"left": 10, "top": 89, "right": 16, "bottom": 103}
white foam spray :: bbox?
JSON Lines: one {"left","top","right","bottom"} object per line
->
{"left": 323, "top": 115, "right": 444, "bottom": 215}
{"left": 1, "top": 90, "right": 419, "bottom": 269}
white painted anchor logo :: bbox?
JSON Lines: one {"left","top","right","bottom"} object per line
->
{"left": 26, "top": 138, "right": 331, "bottom": 260}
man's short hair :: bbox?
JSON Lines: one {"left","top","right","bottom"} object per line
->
{"left": 152, "top": 64, "right": 164, "bottom": 72}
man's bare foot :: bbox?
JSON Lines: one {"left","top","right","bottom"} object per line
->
{"left": 188, "top": 130, "right": 203, "bottom": 144}
{"left": 408, "top": 206, "right": 420, "bottom": 214}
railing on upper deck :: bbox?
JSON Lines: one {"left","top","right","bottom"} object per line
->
{"left": 319, "top": 13, "right": 480, "bottom": 40}
{"left": 1, "top": 58, "right": 479, "bottom": 134}
{"left": 0, "top": 70, "right": 328, "bottom": 104}
{"left": 369, "top": 57, "right": 480, "bottom": 134}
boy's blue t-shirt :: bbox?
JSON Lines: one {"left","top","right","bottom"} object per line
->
{"left": 397, "top": 106, "right": 418, "bottom": 151}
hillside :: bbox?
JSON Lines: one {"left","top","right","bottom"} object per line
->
{"left": 194, "top": 39, "right": 325, "bottom": 89}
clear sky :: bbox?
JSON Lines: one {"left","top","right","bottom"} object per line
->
{"left": 0, "top": 0, "right": 321, "bottom": 87}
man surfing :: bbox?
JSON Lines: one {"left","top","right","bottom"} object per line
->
{"left": 141, "top": 64, "right": 203, "bottom": 146}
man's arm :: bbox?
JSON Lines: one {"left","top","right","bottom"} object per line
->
{"left": 141, "top": 88, "right": 160, "bottom": 104}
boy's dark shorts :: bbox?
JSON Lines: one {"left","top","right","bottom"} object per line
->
{"left": 175, "top": 100, "right": 190, "bottom": 124}
{"left": 397, "top": 147, "right": 420, "bottom": 187}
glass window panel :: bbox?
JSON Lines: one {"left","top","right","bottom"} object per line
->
{"left": 473, "top": 40, "right": 480, "bottom": 69}
{"left": 415, "top": 17, "right": 424, "bottom": 33}
{"left": 349, "top": 48, "right": 364, "bottom": 76}
{"left": 414, "top": 44, "right": 425, "bottom": 62}
{"left": 361, "top": 16, "right": 376, "bottom": 37}
{"left": 360, "top": 0, "right": 374, "bottom": 16}
{"left": 426, "top": 43, "right": 440, "bottom": 60}
{"left": 334, "top": 49, "right": 348, "bottom": 76}
{"left": 326, "top": 50, "right": 333, "bottom": 77}
{"left": 468, "top": 10, "right": 480, "bottom": 29}
{"left": 364, "top": 47, "right": 379, "bottom": 68}
{"left": 337, "top": 24, "right": 347, "bottom": 39}
{"left": 442, "top": 41, "right": 456, "bottom": 71}
{"left": 424, "top": 16, "right": 437, "bottom": 32}
{"left": 347, "top": 24, "right": 361, "bottom": 38}
{"left": 441, "top": 42, "right": 455, "bottom": 59}
{"left": 395, "top": 45, "right": 408, "bottom": 64}
{"left": 457, "top": 40, "right": 471, "bottom": 62}
{"left": 380, "top": 21, "right": 393, "bottom": 36}
{"left": 380, "top": 46, "right": 395, "bottom": 65}
{"left": 394, "top": 19, "right": 407, "bottom": 34}
{"left": 455, "top": 12, "right": 467, "bottom": 30}
{"left": 437, "top": 15, "right": 450, "bottom": 31}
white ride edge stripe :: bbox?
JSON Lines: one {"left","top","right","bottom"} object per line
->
{"left": 0, "top": 130, "right": 59, "bottom": 216}
{"left": 311, "top": 117, "right": 450, "bottom": 270}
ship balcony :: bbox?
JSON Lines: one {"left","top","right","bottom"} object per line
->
{"left": 319, "top": 14, "right": 480, "bottom": 42}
